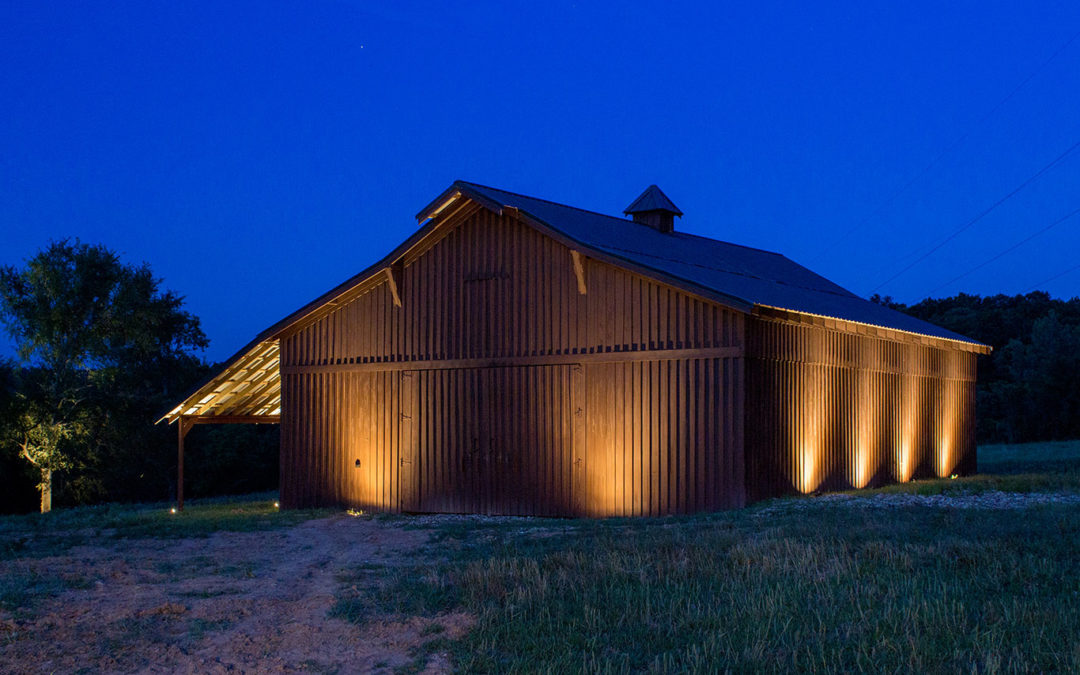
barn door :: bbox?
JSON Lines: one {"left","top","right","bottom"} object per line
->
{"left": 405, "top": 365, "right": 577, "bottom": 516}
{"left": 480, "top": 364, "right": 578, "bottom": 516}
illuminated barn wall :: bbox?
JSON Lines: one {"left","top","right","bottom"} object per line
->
{"left": 175, "top": 186, "right": 983, "bottom": 518}
{"left": 278, "top": 208, "right": 746, "bottom": 515}
{"left": 744, "top": 314, "right": 978, "bottom": 502}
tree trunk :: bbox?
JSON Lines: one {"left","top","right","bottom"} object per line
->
{"left": 40, "top": 468, "right": 52, "bottom": 513}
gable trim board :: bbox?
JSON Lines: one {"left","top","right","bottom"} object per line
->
{"left": 163, "top": 181, "right": 987, "bottom": 516}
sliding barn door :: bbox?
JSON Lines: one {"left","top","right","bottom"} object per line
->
{"left": 399, "top": 365, "right": 577, "bottom": 516}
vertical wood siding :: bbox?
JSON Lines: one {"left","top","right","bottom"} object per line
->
{"left": 582, "top": 357, "right": 744, "bottom": 516}
{"left": 280, "top": 370, "right": 399, "bottom": 510}
{"left": 279, "top": 209, "right": 746, "bottom": 514}
{"left": 279, "top": 209, "right": 741, "bottom": 368}
{"left": 744, "top": 316, "right": 978, "bottom": 502}
{"left": 399, "top": 365, "right": 575, "bottom": 516}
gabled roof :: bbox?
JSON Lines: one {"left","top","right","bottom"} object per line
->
{"left": 451, "top": 181, "right": 984, "bottom": 346}
{"left": 162, "top": 179, "right": 988, "bottom": 423}
{"left": 624, "top": 185, "right": 683, "bottom": 216}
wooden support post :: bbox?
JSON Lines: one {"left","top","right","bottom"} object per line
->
{"left": 384, "top": 263, "right": 403, "bottom": 307}
{"left": 177, "top": 417, "right": 194, "bottom": 512}
{"left": 570, "top": 250, "right": 587, "bottom": 295}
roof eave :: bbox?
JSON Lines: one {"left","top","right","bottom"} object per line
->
{"left": 752, "top": 304, "right": 992, "bottom": 354}
{"left": 416, "top": 181, "right": 505, "bottom": 222}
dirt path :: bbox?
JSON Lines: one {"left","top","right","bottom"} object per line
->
{"left": 0, "top": 515, "right": 471, "bottom": 674}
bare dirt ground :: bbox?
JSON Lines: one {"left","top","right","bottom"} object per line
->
{"left": 0, "top": 515, "right": 472, "bottom": 674}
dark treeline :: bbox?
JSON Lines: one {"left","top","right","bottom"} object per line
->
{"left": 0, "top": 359, "right": 279, "bottom": 515}
{"left": 0, "top": 242, "right": 277, "bottom": 515}
{"left": 875, "top": 291, "right": 1080, "bottom": 444}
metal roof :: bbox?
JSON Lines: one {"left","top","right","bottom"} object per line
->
{"left": 456, "top": 181, "right": 984, "bottom": 346}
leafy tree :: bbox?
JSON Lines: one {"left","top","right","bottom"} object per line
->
{"left": 0, "top": 240, "right": 207, "bottom": 511}
{"left": 10, "top": 395, "right": 81, "bottom": 513}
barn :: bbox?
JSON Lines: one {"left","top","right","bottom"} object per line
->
{"left": 162, "top": 181, "right": 989, "bottom": 516}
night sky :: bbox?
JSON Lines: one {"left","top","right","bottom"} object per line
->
{"left": 3, "top": 1, "right": 1079, "bottom": 362}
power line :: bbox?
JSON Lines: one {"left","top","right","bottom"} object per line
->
{"left": 928, "top": 203, "right": 1080, "bottom": 294}
{"left": 870, "top": 136, "right": 1080, "bottom": 293}
{"left": 809, "top": 25, "right": 1080, "bottom": 265}
{"left": 1026, "top": 262, "right": 1080, "bottom": 294}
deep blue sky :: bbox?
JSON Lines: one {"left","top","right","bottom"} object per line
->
{"left": 3, "top": 1, "right": 1080, "bottom": 362}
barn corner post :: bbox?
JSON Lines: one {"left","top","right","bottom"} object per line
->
{"left": 177, "top": 416, "right": 194, "bottom": 512}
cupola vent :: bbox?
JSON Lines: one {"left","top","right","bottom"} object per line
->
{"left": 623, "top": 185, "right": 682, "bottom": 234}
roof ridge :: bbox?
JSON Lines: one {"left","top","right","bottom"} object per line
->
{"left": 457, "top": 180, "right": 647, "bottom": 227}
{"left": 458, "top": 181, "right": 789, "bottom": 258}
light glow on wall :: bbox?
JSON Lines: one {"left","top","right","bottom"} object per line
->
{"left": 855, "top": 440, "right": 872, "bottom": 489}
{"left": 854, "top": 370, "right": 877, "bottom": 489}
{"left": 936, "top": 380, "right": 959, "bottom": 477}
{"left": 898, "top": 439, "right": 914, "bottom": 483}
{"left": 799, "top": 441, "right": 820, "bottom": 494}
{"left": 795, "top": 368, "right": 825, "bottom": 494}
{"left": 936, "top": 436, "right": 953, "bottom": 477}
{"left": 895, "top": 376, "right": 919, "bottom": 483}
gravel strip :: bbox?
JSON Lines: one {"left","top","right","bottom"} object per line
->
{"left": 756, "top": 490, "right": 1080, "bottom": 515}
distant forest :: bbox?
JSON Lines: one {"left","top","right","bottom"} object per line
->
{"left": 875, "top": 291, "right": 1080, "bottom": 445}
{"left": 2, "top": 275, "right": 1078, "bottom": 513}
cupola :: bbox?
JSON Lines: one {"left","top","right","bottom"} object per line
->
{"left": 623, "top": 185, "right": 682, "bottom": 234}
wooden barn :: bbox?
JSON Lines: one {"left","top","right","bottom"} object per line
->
{"left": 162, "top": 181, "right": 989, "bottom": 516}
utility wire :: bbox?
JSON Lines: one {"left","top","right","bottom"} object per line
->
{"left": 870, "top": 136, "right": 1080, "bottom": 293}
{"left": 928, "top": 203, "right": 1080, "bottom": 294}
{"left": 809, "top": 26, "right": 1080, "bottom": 266}
{"left": 1026, "top": 262, "right": 1080, "bottom": 293}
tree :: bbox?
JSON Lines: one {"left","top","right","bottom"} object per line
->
{"left": 0, "top": 240, "right": 207, "bottom": 512}
{"left": 11, "top": 394, "right": 81, "bottom": 513}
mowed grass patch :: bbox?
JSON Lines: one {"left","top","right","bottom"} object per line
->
{"left": 980, "top": 440, "right": 1080, "bottom": 476}
{"left": 0, "top": 493, "right": 331, "bottom": 561}
{"left": 839, "top": 439, "right": 1080, "bottom": 498}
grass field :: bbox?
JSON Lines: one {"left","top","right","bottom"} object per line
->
{"left": 0, "top": 492, "right": 331, "bottom": 563}
{"left": 2, "top": 441, "right": 1079, "bottom": 673}
{"left": 336, "top": 440, "right": 1080, "bottom": 673}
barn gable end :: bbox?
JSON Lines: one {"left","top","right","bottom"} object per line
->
{"left": 277, "top": 206, "right": 747, "bottom": 514}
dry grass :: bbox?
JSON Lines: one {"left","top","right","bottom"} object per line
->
{"left": 334, "top": 440, "right": 1080, "bottom": 673}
